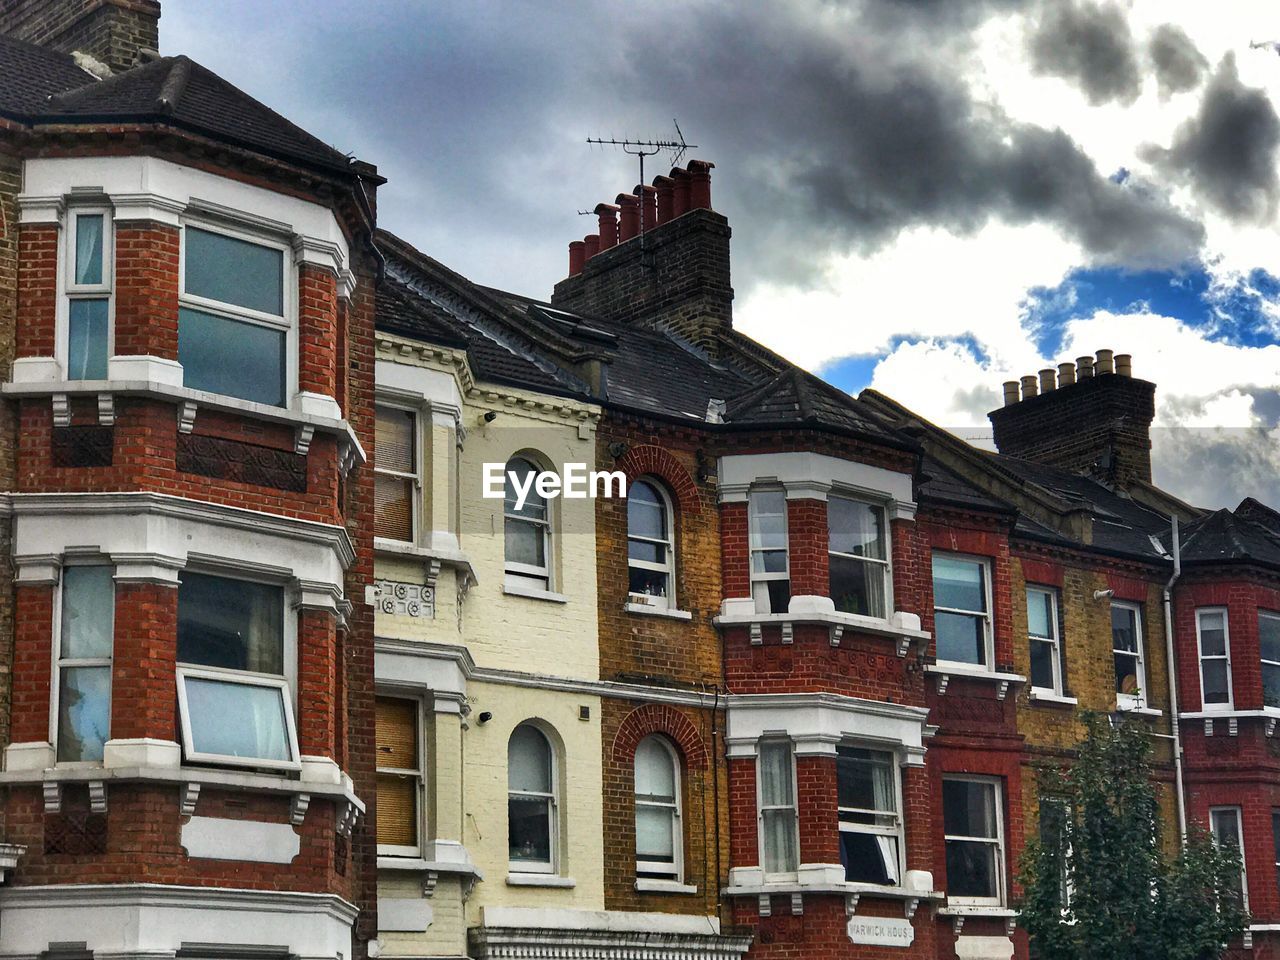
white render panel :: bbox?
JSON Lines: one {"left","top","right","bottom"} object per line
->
{"left": 717, "top": 450, "right": 915, "bottom": 516}
{"left": 379, "top": 896, "right": 434, "bottom": 932}
{"left": 724, "top": 692, "right": 932, "bottom": 761}
{"left": 955, "top": 936, "right": 1016, "bottom": 959}
{"left": 0, "top": 884, "right": 356, "bottom": 958}
{"left": 180, "top": 816, "right": 301, "bottom": 863}
{"left": 478, "top": 905, "right": 722, "bottom": 935}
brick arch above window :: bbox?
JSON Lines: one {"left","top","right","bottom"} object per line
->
{"left": 615, "top": 445, "right": 703, "bottom": 515}
{"left": 612, "top": 703, "right": 709, "bottom": 770}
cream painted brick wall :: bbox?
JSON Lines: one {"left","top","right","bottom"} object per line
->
{"left": 378, "top": 872, "right": 468, "bottom": 958}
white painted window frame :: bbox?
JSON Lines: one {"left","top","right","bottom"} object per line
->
{"left": 1111, "top": 600, "right": 1147, "bottom": 710}
{"left": 59, "top": 205, "right": 114, "bottom": 379}
{"left": 175, "top": 665, "right": 301, "bottom": 772}
{"left": 508, "top": 722, "right": 559, "bottom": 875}
{"left": 1195, "top": 607, "right": 1233, "bottom": 711}
{"left": 373, "top": 401, "right": 423, "bottom": 545}
{"left": 1260, "top": 611, "right": 1280, "bottom": 709}
{"left": 748, "top": 487, "right": 790, "bottom": 615}
{"left": 178, "top": 218, "right": 297, "bottom": 405}
{"left": 943, "top": 774, "right": 1006, "bottom": 907}
{"left": 627, "top": 478, "right": 677, "bottom": 610}
{"left": 1028, "top": 585, "right": 1064, "bottom": 695}
{"left": 376, "top": 692, "right": 426, "bottom": 858}
{"left": 50, "top": 559, "right": 115, "bottom": 768}
{"left": 504, "top": 455, "right": 554, "bottom": 591}
{"left": 827, "top": 492, "right": 892, "bottom": 619}
{"left": 1210, "top": 805, "right": 1249, "bottom": 914}
{"left": 756, "top": 737, "right": 800, "bottom": 879}
{"left": 836, "top": 744, "right": 904, "bottom": 886}
{"left": 634, "top": 734, "right": 683, "bottom": 881}
{"left": 932, "top": 552, "right": 995, "bottom": 671}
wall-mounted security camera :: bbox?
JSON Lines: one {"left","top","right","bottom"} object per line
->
{"left": 1093, "top": 589, "right": 1115, "bottom": 601}
{"left": 478, "top": 711, "right": 493, "bottom": 724}
{"left": 483, "top": 411, "right": 498, "bottom": 423}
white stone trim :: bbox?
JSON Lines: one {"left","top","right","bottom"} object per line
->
{"left": 103, "top": 738, "right": 181, "bottom": 768}
{"left": 717, "top": 451, "right": 915, "bottom": 519}
{"left": 469, "top": 666, "right": 722, "bottom": 709}
{"left": 181, "top": 816, "right": 301, "bottom": 863}
{"left": 724, "top": 692, "right": 932, "bottom": 764}
{"left": 375, "top": 637, "right": 475, "bottom": 701}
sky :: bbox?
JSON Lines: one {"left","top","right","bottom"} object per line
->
{"left": 162, "top": 0, "right": 1280, "bottom": 510}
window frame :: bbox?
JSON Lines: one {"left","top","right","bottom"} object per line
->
{"left": 175, "top": 665, "right": 301, "bottom": 772}
{"left": 1210, "top": 805, "right": 1249, "bottom": 913}
{"left": 748, "top": 487, "right": 791, "bottom": 615}
{"left": 60, "top": 206, "right": 115, "bottom": 380}
{"left": 756, "top": 738, "right": 800, "bottom": 879}
{"left": 627, "top": 478, "right": 677, "bottom": 610}
{"left": 507, "top": 722, "right": 559, "bottom": 875}
{"left": 1272, "top": 809, "right": 1280, "bottom": 901}
{"left": 836, "top": 744, "right": 904, "bottom": 887}
{"left": 827, "top": 492, "right": 892, "bottom": 620}
{"left": 1111, "top": 600, "right": 1147, "bottom": 710}
{"left": 177, "top": 218, "right": 296, "bottom": 406}
{"left": 50, "top": 560, "right": 115, "bottom": 767}
{"left": 634, "top": 734, "right": 684, "bottom": 881}
{"left": 1259, "top": 611, "right": 1280, "bottom": 709}
{"left": 375, "top": 693, "right": 426, "bottom": 858}
{"left": 1028, "top": 585, "right": 1065, "bottom": 695}
{"left": 503, "top": 455, "right": 553, "bottom": 591}
{"left": 942, "top": 774, "right": 1006, "bottom": 907}
{"left": 1195, "top": 607, "right": 1234, "bottom": 712}
{"left": 373, "top": 401, "right": 422, "bottom": 545}
{"left": 932, "top": 552, "right": 995, "bottom": 670}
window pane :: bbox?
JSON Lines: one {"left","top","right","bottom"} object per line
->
{"left": 830, "top": 553, "right": 886, "bottom": 618}
{"left": 1030, "top": 638, "right": 1056, "bottom": 690}
{"left": 752, "top": 549, "right": 788, "bottom": 574}
{"left": 636, "top": 806, "right": 676, "bottom": 861}
{"left": 1202, "top": 661, "right": 1230, "bottom": 704}
{"left": 837, "top": 748, "right": 895, "bottom": 814}
{"left": 761, "top": 808, "right": 798, "bottom": 874}
{"left": 504, "top": 459, "right": 548, "bottom": 519}
{"left": 765, "top": 579, "right": 791, "bottom": 614}
{"left": 759, "top": 741, "right": 794, "bottom": 806}
{"left": 183, "top": 675, "right": 291, "bottom": 762}
{"left": 374, "top": 473, "right": 415, "bottom": 541}
{"left": 1027, "top": 589, "right": 1054, "bottom": 639}
{"left": 841, "top": 831, "right": 898, "bottom": 885}
{"left": 944, "top": 780, "right": 997, "bottom": 838}
{"left": 946, "top": 838, "right": 998, "bottom": 899}
{"left": 509, "top": 725, "right": 552, "bottom": 793}
{"left": 74, "top": 214, "right": 104, "bottom": 285}
{"left": 377, "top": 772, "right": 418, "bottom": 846}
{"left": 636, "top": 738, "right": 676, "bottom": 800}
{"left": 68, "top": 298, "right": 109, "bottom": 380}
{"left": 508, "top": 796, "right": 552, "bottom": 863}
{"left": 179, "top": 306, "right": 285, "bottom": 406}
{"left": 933, "top": 556, "right": 986, "bottom": 612}
{"left": 376, "top": 696, "right": 418, "bottom": 770}
{"left": 505, "top": 517, "right": 546, "bottom": 568}
{"left": 750, "top": 491, "right": 787, "bottom": 550}
{"left": 1261, "top": 614, "right": 1280, "bottom": 662}
{"left": 936, "top": 611, "right": 987, "bottom": 665}
{"left": 1111, "top": 605, "right": 1138, "bottom": 653}
{"left": 1199, "top": 611, "right": 1227, "bottom": 656}
{"left": 177, "top": 573, "right": 283, "bottom": 674}
{"left": 828, "top": 497, "right": 884, "bottom": 560}
{"left": 1265, "top": 663, "right": 1280, "bottom": 709}
{"left": 375, "top": 406, "right": 415, "bottom": 473}
{"left": 1115, "top": 652, "right": 1141, "bottom": 695}
{"left": 185, "top": 227, "right": 283, "bottom": 315}
{"left": 628, "top": 539, "right": 665, "bottom": 565}
{"left": 628, "top": 566, "right": 669, "bottom": 598}
{"left": 57, "top": 665, "right": 110, "bottom": 762}
{"left": 61, "top": 566, "right": 114, "bottom": 659}
{"left": 628, "top": 481, "right": 667, "bottom": 541}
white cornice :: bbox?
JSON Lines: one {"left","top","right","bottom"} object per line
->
{"left": 724, "top": 692, "right": 932, "bottom": 763}
{"left": 469, "top": 666, "right": 722, "bottom": 709}
{"left": 0, "top": 881, "right": 359, "bottom": 920}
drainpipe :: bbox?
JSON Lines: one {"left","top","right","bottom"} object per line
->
{"left": 1163, "top": 515, "right": 1187, "bottom": 840}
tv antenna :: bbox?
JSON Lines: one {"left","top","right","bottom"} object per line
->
{"left": 586, "top": 120, "right": 698, "bottom": 234}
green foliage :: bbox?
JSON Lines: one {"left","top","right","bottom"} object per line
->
{"left": 1018, "top": 714, "right": 1248, "bottom": 960}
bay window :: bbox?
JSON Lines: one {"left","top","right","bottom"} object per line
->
{"left": 758, "top": 739, "right": 799, "bottom": 876}
{"left": 179, "top": 224, "right": 288, "bottom": 406}
{"left": 1272, "top": 810, "right": 1280, "bottom": 898}
{"left": 1261, "top": 612, "right": 1280, "bottom": 708}
{"left": 508, "top": 723, "right": 557, "bottom": 873}
{"left": 374, "top": 405, "right": 419, "bottom": 542}
{"left": 376, "top": 695, "right": 423, "bottom": 856}
{"left": 943, "top": 776, "right": 1005, "bottom": 905}
{"left": 175, "top": 571, "right": 299, "bottom": 770}
{"left": 837, "top": 746, "right": 901, "bottom": 885}
{"left": 1210, "top": 806, "right": 1247, "bottom": 911}
{"left": 55, "top": 565, "right": 115, "bottom": 763}
{"left": 504, "top": 457, "right": 551, "bottom": 590}
{"left": 933, "top": 554, "right": 993, "bottom": 667}
{"left": 1111, "top": 601, "right": 1146, "bottom": 706}
{"left": 65, "top": 209, "right": 112, "bottom": 380}
{"left": 1196, "top": 608, "right": 1232, "bottom": 709}
{"left": 635, "top": 735, "right": 682, "bottom": 880}
{"left": 627, "top": 480, "right": 675, "bottom": 607}
{"left": 1028, "top": 586, "right": 1064, "bottom": 695}
{"left": 749, "top": 490, "right": 790, "bottom": 614}
{"left": 828, "top": 495, "right": 889, "bottom": 618}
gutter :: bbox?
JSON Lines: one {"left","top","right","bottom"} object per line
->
{"left": 1163, "top": 514, "right": 1187, "bottom": 839}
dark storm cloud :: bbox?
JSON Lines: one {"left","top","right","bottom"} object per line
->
{"left": 1148, "top": 23, "right": 1208, "bottom": 98}
{"left": 1152, "top": 425, "right": 1280, "bottom": 510}
{"left": 1025, "top": 1, "right": 1142, "bottom": 106}
{"left": 1145, "top": 54, "right": 1280, "bottom": 224}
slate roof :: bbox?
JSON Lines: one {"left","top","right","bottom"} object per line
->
{"left": 0, "top": 37, "right": 359, "bottom": 179}
{"left": 1179, "top": 500, "right": 1280, "bottom": 570}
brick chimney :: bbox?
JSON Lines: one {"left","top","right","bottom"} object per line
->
{"left": 551, "top": 159, "right": 733, "bottom": 353}
{"left": 989, "top": 351, "right": 1156, "bottom": 486}
{"left": 0, "top": 0, "right": 161, "bottom": 74}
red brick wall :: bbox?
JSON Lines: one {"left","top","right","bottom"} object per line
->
{"left": 796, "top": 754, "right": 839, "bottom": 863}
{"left": 786, "top": 498, "right": 828, "bottom": 598}
{"left": 298, "top": 263, "right": 338, "bottom": 397}
{"left": 10, "top": 585, "right": 54, "bottom": 745}
{"left": 15, "top": 222, "right": 57, "bottom": 359}
{"left": 114, "top": 221, "right": 179, "bottom": 358}
{"left": 111, "top": 581, "right": 177, "bottom": 741}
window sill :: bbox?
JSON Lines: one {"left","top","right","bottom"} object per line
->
{"left": 725, "top": 880, "right": 943, "bottom": 902}
{"left": 624, "top": 601, "right": 693, "bottom": 621}
{"left": 1115, "top": 700, "right": 1163, "bottom": 717}
{"left": 713, "top": 608, "right": 929, "bottom": 656}
{"left": 1029, "top": 690, "right": 1078, "bottom": 707}
{"left": 937, "top": 905, "right": 1015, "bottom": 917}
{"left": 924, "top": 664, "right": 1026, "bottom": 700}
{"left": 375, "top": 538, "right": 477, "bottom": 585}
{"left": 635, "top": 879, "right": 698, "bottom": 894}
{"left": 507, "top": 873, "right": 575, "bottom": 888}
{"left": 377, "top": 855, "right": 482, "bottom": 878}
{"left": 503, "top": 581, "right": 568, "bottom": 604}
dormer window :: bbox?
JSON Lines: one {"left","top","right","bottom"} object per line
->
{"left": 179, "top": 224, "right": 290, "bottom": 407}
{"left": 64, "top": 209, "right": 112, "bottom": 380}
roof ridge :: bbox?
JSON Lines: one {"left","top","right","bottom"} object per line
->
{"left": 155, "top": 55, "right": 192, "bottom": 114}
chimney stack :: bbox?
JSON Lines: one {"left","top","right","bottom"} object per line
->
{"left": 0, "top": 0, "right": 162, "bottom": 74}
{"left": 989, "top": 350, "right": 1155, "bottom": 486}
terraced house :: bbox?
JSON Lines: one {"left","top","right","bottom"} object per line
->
{"left": 2, "top": 4, "right": 1280, "bottom": 960}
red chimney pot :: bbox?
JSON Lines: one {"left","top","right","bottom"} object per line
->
{"left": 637, "top": 184, "right": 658, "bottom": 233}
{"left": 594, "top": 203, "right": 619, "bottom": 249}
{"left": 583, "top": 234, "right": 600, "bottom": 259}
{"left": 653, "top": 175, "right": 675, "bottom": 224}
{"left": 617, "top": 193, "right": 640, "bottom": 242}
{"left": 568, "top": 240, "right": 586, "bottom": 276}
{"left": 670, "top": 167, "right": 691, "bottom": 218}
{"left": 687, "top": 159, "right": 714, "bottom": 210}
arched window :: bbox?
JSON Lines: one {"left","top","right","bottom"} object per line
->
{"left": 628, "top": 479, "right": 675, "bottom": 609}
{"left": 635, "top": 735, "right": 682, "bottom": 880}
{"left": 508, "top": 723, "right": 556, "bottom": 873}
{"left": 504, "top": 456, "right": 551, "bottom": 590}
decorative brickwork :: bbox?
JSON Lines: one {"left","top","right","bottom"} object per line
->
{"left": 52, "top": 424, "right": 114, "bottom": 466}
{"left": 176, "top": 432, "right": 307, "bottom": 492}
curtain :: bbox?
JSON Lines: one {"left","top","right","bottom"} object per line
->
{"left": 871, "top": 759, "right": 900, "bottom": 883}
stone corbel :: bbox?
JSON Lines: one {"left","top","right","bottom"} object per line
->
{"left": 846, "top": 893, "right": 861, "bottom": 916}
{"left": 42, "top": 782, "right": 61, "bottom": 814}
{"left": 830, "top": 624, "right": 843, "bottom": 647}
{"left": 936, "top": 674, "right": 950, "bottom": 696}
{"left": 897, "top": 635, "right": 912, "bottom": 658}
{"left": 951, "top": 916, "right": 965, "bottom": 937}
{"left": 337, "top": 800, "right": 358, "bottom": 837}
{"left": 750, "top": 623, "right": 763, "bottom": 646}
{"left": 790, "top": 892, "right": 803, "bottom": 915}
{"left": 997, "top": 679, "right": 1011, "bottom": 701}
{"left": 904, "top": 897, "right": 920, "bottom": 920}
{"left": 88, "top": 781, "right": 107, "bottom": 813}
{"left": 178, "top": 400, "right": 198, "bottom": 434}
{"left": 291, "top": 793, "right": 311, "bottom": 825}
{"left": 422, "top": 871, "right": 438, "bottom": 898}
{"left": 780, "top": 622, "right": 793, "bottom": 644}
{"left": 294, "top": 424, "right": 315, "bottom": 456}
{"left": 97, "top": 393, "right": 115, "bottom": 426}
{"left": 52, "top": 394, "right": 70, "bottom": 427}
{"left": 1205, "top": 718, "right": 1214, "bottom": 737}
{"left": 1267, "top": 717, "right": 1277, "bottom": 738}
{"left": 1228, "top": 717, "right": 1238, "bottom": 737}
{"left": 1005, "top": 916, "right": 1018, "bottom": 937}
{"left": 426, "top": 558, "right": 442, "bottom": 587}
{"left": 181, "top": 783, "right": 201, "bottom": 816}
{"left": 757, "top": 894, "right": 771, "bottom": 916}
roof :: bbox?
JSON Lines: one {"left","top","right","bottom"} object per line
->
{"left": 1179, "top": 501, "right": 1280, "bottom": 570}
{"left": 0, "top": 37, "right": 361, "bottom": 179}
{"left": 723, "top": 367, "right": 910, "bottom": 446}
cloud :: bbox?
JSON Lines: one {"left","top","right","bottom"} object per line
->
{"left": 1148, "top": 23, "right": 1208, "bottom": 98}
{"left": 1025, "top": 1, "right": 1142, "bottom": 106}
{"left": 1145, "top": 53, "right": 1280, "bottom": 224}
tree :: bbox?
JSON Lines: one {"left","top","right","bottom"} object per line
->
{"left": 1019, "top": 713, "right": 1248, "bottom": 960}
